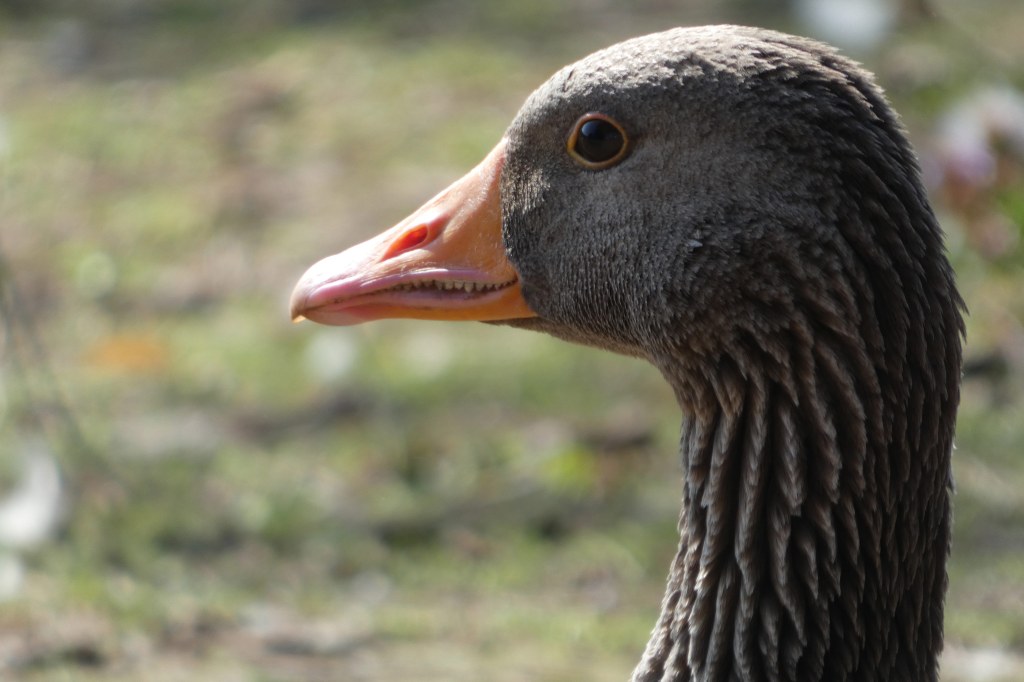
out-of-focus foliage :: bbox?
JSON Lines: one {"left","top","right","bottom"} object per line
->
{"left": 0, "top": 1, "right": 1022, "bottom": 680}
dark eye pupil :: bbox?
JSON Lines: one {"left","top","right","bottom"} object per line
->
{"left": 575, "top": 119, "right": 624, "bottom": 163}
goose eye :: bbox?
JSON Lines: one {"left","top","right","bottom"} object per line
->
{"left": 567, "top": 114, "right": 629, "bottom": 169}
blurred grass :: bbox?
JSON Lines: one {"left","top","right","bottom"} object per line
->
{"left": 1, "top": 1, "right": 1023, "bottom": 680}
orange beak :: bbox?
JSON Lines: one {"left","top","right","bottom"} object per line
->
{"left": 289, "top": 139, "right": 537, "bottom": 326}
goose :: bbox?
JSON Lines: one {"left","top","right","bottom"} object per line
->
{"left": 290, "top": 25, "right": 965, "bottom": 681}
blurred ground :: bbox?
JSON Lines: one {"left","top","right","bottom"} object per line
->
{"left": 1, "top": 1, "right": 1023, "bottom": 680}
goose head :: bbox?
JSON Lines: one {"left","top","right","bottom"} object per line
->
{"left": 291, "top": 25, "right": 964, "bottom": 682}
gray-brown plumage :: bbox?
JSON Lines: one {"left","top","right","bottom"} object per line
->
{"left": 291, "top": 25, "right": 965, "bottom": 682}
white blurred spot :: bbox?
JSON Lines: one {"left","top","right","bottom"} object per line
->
{"left": 793, "top": 0, "right": 897, "bottom": 52}
{"left": 0, "top": 552, "right": 25, "bottom": 601}
{"left": 0, "top": 442, "right": 64, "bottom": 551}
{"left": 942, "top": 645, "right": 1024, "bottom": 681}
{"left": 396, "top": 329, "right": 455, "bottom": 380}
{"left": 304, "top": 329, "right": 360, "bottom": 385}
{"left": 935, "top": 85, "right": 1024, "bottom": 187}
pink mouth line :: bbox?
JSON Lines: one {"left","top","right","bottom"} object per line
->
{"left": 298, "top": 268, "right": 518, "bottom": 315}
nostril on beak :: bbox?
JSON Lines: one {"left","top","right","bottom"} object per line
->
{"left": 399, "top": 225, "right": 430, "bottom": 250}
{"left": 384, "top": 224, "right": 432, "bottom": 261}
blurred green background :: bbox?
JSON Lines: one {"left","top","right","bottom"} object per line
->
{"left": 1, "top": 1, "right": 1023, "bottom": 680}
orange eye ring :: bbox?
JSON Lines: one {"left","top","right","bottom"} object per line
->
{"left": 567, "top": 113, "right": 630, "bottom": 170}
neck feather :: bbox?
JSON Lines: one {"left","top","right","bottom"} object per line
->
{"left": 633, "top": 291, "right": 956, "bottom": 682}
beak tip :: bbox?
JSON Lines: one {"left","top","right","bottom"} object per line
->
{"left": 289, "top": 284, "right": 309, "bottom": 323}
